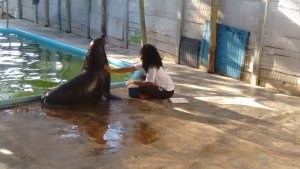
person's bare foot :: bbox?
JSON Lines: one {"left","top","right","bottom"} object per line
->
{"left": 138, "top": 94, "right": 151, "bottom": 100}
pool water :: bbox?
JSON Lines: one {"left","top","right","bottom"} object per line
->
{"left": 0, "top": 33, "right": 131, "bottom": 100}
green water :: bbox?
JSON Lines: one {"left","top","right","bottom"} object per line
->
{"left": 0, "top": 33, "right": 131, "bottom": 100}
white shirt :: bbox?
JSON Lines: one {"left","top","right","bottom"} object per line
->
{"left": 135, "top": 63, "right": 175, "bottom": 91}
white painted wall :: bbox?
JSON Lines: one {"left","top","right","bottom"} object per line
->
{"left": 182, "top": 0, "right": 211, "bottom": 39}
{"left": 21, "top": 0, "right": 35, "bottom": 22}
{"left": 5, "top": 0, "right": 19, "bottom": 18}
{"left": 128, "top": 0, "right": 180, "bottom": 56}
{"left": 90, "top": 0, "right": 102, "bottom": 38}
{"left": 107, "top": 0, "right": 126, "bottom": 40}
{"left": 4, "top": 0, "right": 300, "bottom": 96}
{"left": 260, "top": 0, "right": 300, "bottom": 95}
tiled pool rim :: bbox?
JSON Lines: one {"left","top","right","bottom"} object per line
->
{"left": 0, "top": 28, "right": 142, "bottom": 107}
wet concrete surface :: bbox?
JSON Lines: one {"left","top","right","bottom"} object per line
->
{"left": 0, "top": 91, "right": 164, "bottom": 168}
{"left": 1, "top": 87, "right": 300, "bottom": 169}
{"left": 1, "top": 20, "right": 300, "bottom": 169}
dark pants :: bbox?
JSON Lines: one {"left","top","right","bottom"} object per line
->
{"left": 139, "top": 85, "right": 174, "bottom": 99}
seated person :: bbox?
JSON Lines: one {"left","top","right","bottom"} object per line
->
{"left": 104, "top": 44, "right": 174, "bottom": 100}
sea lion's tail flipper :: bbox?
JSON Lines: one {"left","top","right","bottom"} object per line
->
{"left": 40, "top": 92, "right": 49, "bottom": 107}
{"left": 40, "top": 92, "right": 67, "bottom": 109}
{"left": 105, "top": 94, "right": 126, "bottom": 103}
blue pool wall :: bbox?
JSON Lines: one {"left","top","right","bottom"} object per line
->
{"left": 0, "top": 28, "right": 143, "bottom": 107}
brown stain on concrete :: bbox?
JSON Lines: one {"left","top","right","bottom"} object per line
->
{"left": 135, "top": 122, "right": 159, "bottom": 144}
{"left": 84, "top": 121, "right": 108, "bottom": 145}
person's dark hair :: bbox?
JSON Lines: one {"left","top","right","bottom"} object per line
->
{"left": 140, "top": 44, "right": 163, "bottom": 73}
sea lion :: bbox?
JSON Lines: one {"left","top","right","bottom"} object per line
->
{"left": 41, "top": 36, "right": 111, "bottom": 107}
{"left": 82, "top": 35, "right": 111, "bottom": 99}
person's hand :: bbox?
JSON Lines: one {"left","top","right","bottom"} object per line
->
{"left": 104, "top": 64, "right": 112, "bottom": 73}
{"left": 125, "top": 80, "right": 133, "bottom": 87}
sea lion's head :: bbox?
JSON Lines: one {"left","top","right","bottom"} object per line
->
{"left": 86, "top": 36, "right": 107, "bottom": 72}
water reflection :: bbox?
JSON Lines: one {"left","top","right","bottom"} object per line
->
{"left": 43, "top": 103, "right": 126, "bottom": 154}
{"left": 103, "top": 121, "right": 125, "bottom": 152}
{"left": 0, "top": 100, "right": 162, "bottom": 156}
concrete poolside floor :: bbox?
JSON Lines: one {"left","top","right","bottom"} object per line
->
{"left": 1, "top": 19, "right": 300, "bottom": 169}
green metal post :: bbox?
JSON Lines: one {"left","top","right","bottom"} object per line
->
{"left": 66, "top": 0, "right": 71, "bottom": 33}
{"left": 86, "top": 0, "right": 91, "bottom": 39}
{"left": 139, "top": 0, "right": 147, "bottom": 46}
{"left": 101, "top": 0, "right": 106, "bottom": 36}
{"left": 44, "top": 0, "right": 49, "bottom": 27}
{"left": 207, "top": 0, "right": 219, "bottom": 73}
